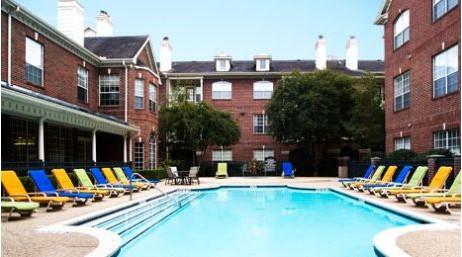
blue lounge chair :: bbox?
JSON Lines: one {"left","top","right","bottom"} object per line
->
{"left": 122, "top": 166, "right": 160, "bottom": 184}
{"left": 89, "top": 167, "right": 136, "bottom": 192}
{"left": 28, "top": 169, "right": 94, "bottom": 205}
{"left": 282, "top": 162, "right": 295, "bottom": 178}
{"left": 367, "top": 165, "right": 413, "bottom": 194}
{"left": 338, "top": 165, "right": 375, "bottom": 183}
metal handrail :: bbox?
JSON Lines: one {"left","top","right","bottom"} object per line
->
{"left": 129, "top": 172, "right": 181, "bottom": 208}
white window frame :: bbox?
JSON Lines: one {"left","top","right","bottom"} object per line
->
{"left": 99, "top": 75, "right": 120, "bottom": 106}
{"left": 77, "top": 66, "right": 88, "bottom": 103}
{"left": 134, "top": 79, "right": 145, "bottom": 109}
{"left": 212, "top": 150, "right": 232, "bottom": 161}
{"left": 394, "top": 137, "right": 411, "bottom": 150}
{"left": 134, "top": 142, "right": 144, "bottom": 170}
{"left": 25, "top": 37, "right": 44, "bottom": 86}
{"left": 253, "top": 114, "right": 271, "bottom": 134}
{"left": 433, "top": 128, "right": 460, "bottom": 155}
{"left": 149, "top": 83, "right": 157, "bottom": 112}
{"left": 216, "top": 59, "right": 230, "bottom": 72}
{"left": 212, "top": 81, "right": 232, "bottom": 100}
{"left": 253, "top": 81, "right": 273, "bottom": 99}
{"left": 433, "top": 45, "right": 459, "bottom": 98}
{"left": 393, "top": 10, "right": 410, "bottom": 49}
{"left": 433, "top": 0, "right": 459, "bottom": 20}
{"left": 253, "top": 150, "right": 274, "bottom": 161}
{"left": 394, "top": 71, "right": 410, "bottom": 111}
{"left": 256, "top": 59, "right": 270, "bottom": 71}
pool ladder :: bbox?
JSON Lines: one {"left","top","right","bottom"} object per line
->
{"left": 129, "top": 173, "right": 182, "bottom": 208}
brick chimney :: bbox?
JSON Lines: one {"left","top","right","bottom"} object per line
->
{"left": 346, "top": 36, "right": 359, "bottom": 70}
{"left": 57, "top": 0, "right": 85, "bottom": 45}
{"left": 315, "top": 35, "right": 327, "bottom": 70}
{"left": 96, "top": 10, "right": 113, "bottom": 37}
{"left": 160, "top": 37, "right": 173, "bottom": 72}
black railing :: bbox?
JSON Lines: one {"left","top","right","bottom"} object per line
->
{"left": 1, "top": 161, "right": 132, "bottom": 176}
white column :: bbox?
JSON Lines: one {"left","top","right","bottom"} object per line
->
{"left": 128, "top": 138, "right": 133, "bottom": 162}
{"left": 38, "top": 118, "right": 45, "bottom": 161}
{"left": 92, "top": 129, "right": 97, "bottom": 162}
{"left": 123, "top": 134, "right": 128, "bottom": 162}
{"left": 199, "top": 77, "right": 204, "bottom": 102}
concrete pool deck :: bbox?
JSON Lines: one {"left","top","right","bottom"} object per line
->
{"left": 1, "top": 177, "right": 460, "bottom": 257}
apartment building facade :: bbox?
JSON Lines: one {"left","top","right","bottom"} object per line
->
{"left": 1, "top": 0, "right": 161, "bottom": 170}
{"left": 159, "top": 36, "right": 385, "bottom": 163}
{"left": 376, "top": 0, "right": 461, "bottom": 155}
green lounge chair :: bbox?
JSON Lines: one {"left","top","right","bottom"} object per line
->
{"left": 407, "top": 171, "right": 461, "bottom": 206}
{"left": 73, "top": 169, "right": 124, "bottom": 197}
{"left": 216, "top": 163, "right": 228, "bottom": 178}
{"left": 113, "top": 167, "right": 150, "bottom": 190}
{"left": 376, "top": 166, "right": 428, "bottom": 198}
{"left": 348, "top": 166, "right": 386, "bottom": 190}
{"left": 1, "top": 197, "right": 39, "bottom": 220}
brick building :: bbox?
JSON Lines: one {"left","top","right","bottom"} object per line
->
{"left": 159, "top": 36, "right": 384, "bottom": 164}
{"left": 375, "top": 0, "right": 461, "bottom": 154}
{"left": 1, "top": 0, "right": 161, "bottom": 170}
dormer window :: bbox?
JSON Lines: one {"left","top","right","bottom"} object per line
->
{"left": 254, "top": 54, "right": 271, "bottom": 72}
{"left": 214, "top": 52, "right": 232, "bottom": 72}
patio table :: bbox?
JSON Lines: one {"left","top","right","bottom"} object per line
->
{"left": 177, "top": 170, "right": 190, "bottom": 185}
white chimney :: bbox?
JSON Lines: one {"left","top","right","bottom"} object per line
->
{"left": 315, "top": 35, "right": 327, "bottom": 70}
{"left": 84, "top": 26, "right": 97, "bottom": 37}
{"left": 346, "top": 36, "right": 359, "bottom": 70}
{"left": 96, "top": 10, "right": 113, "bottom": 37}
{"left": 160, "top": 37, "right": 173, "bottom": 72}
{"left": 57, "top": 0, "right": 85, "bottom": 45}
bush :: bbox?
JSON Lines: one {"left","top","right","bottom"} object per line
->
{"left": 362, "top": 151, "right": 385, "bottom": 161}
{"left": 414, "top": 149, "right": 453, "bottom": 161}
{"left": 136, "top": 169, "right": 167, "bottom": 180}
{"left": 385, "top": 149, "right": 417, "bottom": 161}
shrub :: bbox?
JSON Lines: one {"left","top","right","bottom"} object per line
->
{"left": 361, "top": 151, "right": 385, "bottom": 161}
{"left": 414, "top": 149, "right": 453, "bottom": 161}
{"left": 136, "top": 169, "right": 167, "bottom": 180}
{"left": 385, "top": 149, "right": 417, "bottom": 161}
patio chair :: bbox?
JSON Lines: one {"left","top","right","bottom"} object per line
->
{"left": 346, "top": 166, "right": 386, "bottom": 189}
{"left": 122, "top": 166, "right": 160, "bottom": 184}
{"left": 216, "top": 163, "right": 228, "bottom": 178}
{"left": 52, "top": 168, "right": 109, "bottom": 201}
{"left": 281, "top": 162, "right": 295, "bottom": 178}
{"left": 166, "top": 167, "right": 180, "bottom": 185}
{"left": 376, "top": 166, "right": 428, "bottom": 198}
{"left": 112, "top": 167, "right": 150, "bottom": 190}
{"left": 28, "top": 169, "right": 94, "bottom": 206}
{"left": 351, "top": 166, "right": 396, "bottom": 191}
{"left": 73, "top": 168, "right": 124, "bottom": 197}
{"left": 406, "top": 171, "right": 461, "bottom": 206}
{"left": 367, "top": 165, "right": 413, "bottom": 194}
{"left": 1, "top": 170, "right": 69, "bottom": 210}
{"left": 100, "top": 167, "right": 140, "bottom": 192}
{"left": 188, "top": 166, "right": 200, "bottom": 185}
{"left": 1, "top": 197, "right": 39, "bottom": 220}
{"left": 338, "top": 164, "right": 375, "bottom": 184}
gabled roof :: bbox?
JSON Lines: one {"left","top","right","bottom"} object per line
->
{"left": 375, "top": 0, "right": 392, "bottom": 25}
{"left": 84, "top": 36, "right": 149, "bottom": 59}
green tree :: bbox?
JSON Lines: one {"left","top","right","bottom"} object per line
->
{"left": 266, "top": 70, "right": 355, "bottom": 175}
{"left": 159, "top": 102, "right": 240, "bottom": 165}
{"left": 349, "top": 73, "right": 385, "bottom": 151}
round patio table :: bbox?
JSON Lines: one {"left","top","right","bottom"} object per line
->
{"left": 177, "top": 170, "right": 190, "bottom": 185}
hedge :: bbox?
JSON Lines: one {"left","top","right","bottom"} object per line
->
{"left": 133, "top": 169, "right": 167, "bottom": 180}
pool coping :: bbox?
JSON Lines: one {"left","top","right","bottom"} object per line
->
{"left": 41, "top": 184, "right": 457, "bottom": 257}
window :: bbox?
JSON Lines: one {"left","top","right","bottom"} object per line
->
{"left": 134, "top": 142, "right": 144, "bottom": 170}
{"left": 134, "top": 79, "right": 144, "bottom": 109}
{"left": 433, "top": 0, "right": 459, "bottom": 20}
{"left": 253, "top": 114, "right": 271, "bottom": 134}
{"left": 149, "top": 84, "right": 157, "bottom": 112}
{"left": 1, "top": 115, "right": 38, "bottom": 162}
{"left": 253, "top": 81, "right": 273, "bottom": 99}
{"left": 394, "top": 10, "right": 410, "bottom": 49}
{"left": 216, "top": 59, "right": 230, "bottom": 72}
{"left": 212, "top": 81, "right": 232, "bottom": 99}
{"left": 25, "top": 38, "right": 44, "bottom": 86}
{"left": 253, "top": 150, "right": 274, "bottom": 161}
{"left": 77, "top": 66, "right": 88, "bottom": 103}
{"left": 256, "top": 59, "right": 270, "bottom": 71}
{"left": 99, "top": 75, "right": 120, "bottom": 106}
{"left": 394, "top": 137, "right": 411, "bottom": 150}
{"left": 433, "top": 128, "right": 460, "bottom": 155}
{"left": 212, "top": 150, "right": 232, "bottom": 161}
{"left": 149, "top": 135, "right": 156, "bottom": 169}
{"left": 433, "top": 45, "right": 459, "bottom": 97}
{"left": 394, "top": 71, "right": 410, "bottom": 111}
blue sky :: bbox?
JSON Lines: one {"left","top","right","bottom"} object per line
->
{"left": 17, "top": 0, "right": 384, "bottom": 61}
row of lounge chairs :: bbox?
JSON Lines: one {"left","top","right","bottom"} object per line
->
{"left": 339, "top": 165, "right": 461, "bottom": 214}
{"left": 1, "top": 166, "right": 158, "bottom": 220}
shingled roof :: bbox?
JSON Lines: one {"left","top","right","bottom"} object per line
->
{"left": 84, "top": 36, "right": 149, "bottom": 58}
{"left": 167, "top": 59, "right": 383, "bottom": 75}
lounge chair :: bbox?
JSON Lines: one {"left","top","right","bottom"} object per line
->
{"left": 1, "top": 197, "right": 39, "bottom": 220}
{"left": 353, "top": 166, "right": 397, "bottom": 192}
{"left": 73, "top": 169, "right": 124, "bottom": 197}
{"left": 188, "top": 166, "right": 200, "bottom": 185}
{"left": 122, "top": 166, "right": 160, "bottom": 183}
{"left": 29, "top": 169, "right": 95, "bottom": 206}
{"left": 391, "top": 166, "right": 453, "bottom": 202}
{"left": 425, "top": 196, "right": 461, "bottom": 214}
{"left": 282, "top": 162, "right": 295, "bottom": 178}
{"left": 216, "top": 163, "right": 228, "bottom": 178}
{"left": 1, "top": 170, "right": 69, "bottom": 210}
{"left": 100, "top": 167, "right": 140, "bottom": 192}
{"left": 52, "top": 169, "right": 109, "bottom": 201}
{"left": 367, "top": 165, "right": 413, "bottom": 194}
{"left": 376, "top": 166, "right": 428, "bottom": 198}
{"left": 89, "top": 167, "right": 136, "bottom": 193}
{"left": 338, "top": 164, "right": 375, "bottom": 184}
{"left": 406, "top": 171, "right": 461, "bottom": 206}
{"left": 112, "top": 167, "right": 151, "bottom": 190}
{"left": 347, "top": 166, "right": 386, "bottom": 189}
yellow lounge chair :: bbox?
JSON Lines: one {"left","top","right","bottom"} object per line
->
{"left": 52, "top": 169, "right": 110, "bottom": 201}
{"left": 1, "top": 170, "right": 70, "bottom": 210}
{"left": 425, "top": 196, "right": 461, "bottom": 214}
{"left": 101, "top": 168, "right": 140, "bottom": 192}
{"left": 390, "top": 166, "right": 453, "bottom": 202}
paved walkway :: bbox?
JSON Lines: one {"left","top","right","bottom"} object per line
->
{"left": 1, "top": 177, "right": 460, "bottom": 257}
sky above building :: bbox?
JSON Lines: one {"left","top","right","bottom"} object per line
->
{"left": 17, "top": 0, "right": 384, "bottom": 61}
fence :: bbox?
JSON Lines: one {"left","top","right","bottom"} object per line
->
{"left": 199, "top": 161, "right": 283, "bottom": 177}
{"left": 1, "top": 161, "right": 132, "bottom": 176}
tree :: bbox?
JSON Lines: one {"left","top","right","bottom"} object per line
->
{"left": 159, "top": 102, "right": 240, "bottom": 166}
{"left": 349, "top": 73, "right": 385, "bottom": 151}
{"left": 266, "top": 70, "right": 355, "bottom": 175}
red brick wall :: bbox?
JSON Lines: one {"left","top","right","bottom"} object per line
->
{"left": 1, "top": 12, "right": 8, "bottom": 81}
{"left": 383, "top": 0, "right": 460, "bottom": 153}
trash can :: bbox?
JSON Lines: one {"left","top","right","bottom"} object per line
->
{"left": 337, "top": 156, "right": 350, "bottom": 178}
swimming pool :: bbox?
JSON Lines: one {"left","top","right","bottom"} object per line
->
{"left": 82, "top": 187, "right": 423, "bottom": 257}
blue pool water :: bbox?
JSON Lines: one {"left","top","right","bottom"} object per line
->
{"left": 90, "top": 187, "right": 421, "bottom": 257}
